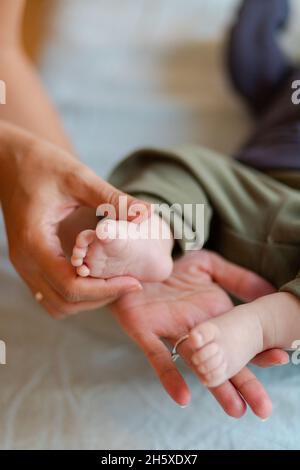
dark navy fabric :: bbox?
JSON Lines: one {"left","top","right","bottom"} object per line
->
{"left": 228, "top": 0, "right": 300, "bottom": 170}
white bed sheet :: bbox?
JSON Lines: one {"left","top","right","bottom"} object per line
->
{"left": 1, "top": 0, "right": 300, "bottom": 449}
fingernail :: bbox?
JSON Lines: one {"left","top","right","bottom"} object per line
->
{"left": 281, "top": 358, "right": 290, "bottom": 365}
{"left": 274, "top": 359, "right": 290, "bottom": 366}
{"left": 128, "top": 284, "right": 143, "bottom": 293}
{"left": 261, "top": 418, "right": 269, "bottom": 422}
{"left": 180, "top": 405, "right": 188, "bottom": 409}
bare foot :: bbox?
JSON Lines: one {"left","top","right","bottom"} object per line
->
{"left": 112, "top": 250, "right": 282, "bottom": 418}
{"left": 71, "top": 214, "right": 174, "bottom": 281}
{"left": 188, "top": 292, "right": 300, "bottom": 388}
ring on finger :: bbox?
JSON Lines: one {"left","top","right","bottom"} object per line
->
{"left": 171, "top": 334, "right": 189, "bottom": 362}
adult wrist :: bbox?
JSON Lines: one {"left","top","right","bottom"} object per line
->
{"left": 0, "top": 120, "right": 32, "bottom": 157}
{"left": 0, "top": 121, "right": 13, "bottom": 165}
{"left": 0, "top": 121, "right": 33, "bottom": 196}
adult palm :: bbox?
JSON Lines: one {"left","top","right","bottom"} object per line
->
{"left": 112, "top": 250, "right": 288, "bottom": 419}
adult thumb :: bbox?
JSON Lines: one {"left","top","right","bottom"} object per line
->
{"left": 74, "top": 166, "right": 150, "bottom": 222}
{"left": 205, "top": 251, "right": 276, "bottom": 302}
{"left": 251, "top": 349, "right": 289, "bottom": 368}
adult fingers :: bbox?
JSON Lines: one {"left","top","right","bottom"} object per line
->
{"left": 205, "top": 251, "right": 276, "bottom": 301}
{"left": 210, "top": 367, "right": 273, "bottom": 421}
{"left": 26, "top": 276, "right": 71, "bottom": 319}
{"left": 175, "top": 338, "right": 247, "bottom": 418}
{"left": 45, "top": 261, "right": 141, "bottom": 304}
{"left": 208, "top": 381, "right": 248, "bottom": 418}
{"left": 33, "top": 231, "right": 141, "bottom": 303}
{"left": 176, "top": 330, "right": 273, "bottom": 419}
{"left": 230, "top": 367, "right": 273, "bottom": 420}
{"left": 179, "top": 339, "right": 270, "bottom": 419}
{"left": 25, "top": 275, "right": 117, "bottom": 319}
{"left": 138, "top": 334, "right": 191, "bottom": 406}
{"left": 251, "top": 349, "right": 289, "bottom": 367}
{"left": 70, "top": 167, "right": 150, "bottom": 222}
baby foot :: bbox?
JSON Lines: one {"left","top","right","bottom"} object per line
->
{"left": 71, "top": 216, "right": 174, "bottom": 282}
{"left": 188, "top": 306, "right": 265, "bottom": 388}
{"left": 187, "top": 292, "right": 300, "bottom": 387}
{"left": 188, "top": 292, "right": 300, "bottom": 388}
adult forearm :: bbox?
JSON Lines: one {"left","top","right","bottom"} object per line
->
{"left": 0, "top": 121, "right": 32, "bottom": 202}
{"left": 0, "top": 1, "right": 73, "bottom": 152}
{"left": 0, "top": 47, "right": 74, "bottom": 153}
{"left": 0, "top": 0, "right": 25, "bottom": 47}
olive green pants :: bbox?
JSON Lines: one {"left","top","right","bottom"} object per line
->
{"left": 109, "top": 146, "right": 300, "bottom": 298}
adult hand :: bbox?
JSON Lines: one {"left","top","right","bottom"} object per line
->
{"left": 0, "top": 122, "right": 145, "bottom": 317}
{"left": 112, "top": 250, "right": 288, "bottom": 419}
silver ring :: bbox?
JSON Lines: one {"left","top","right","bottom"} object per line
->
{"left": 171, "top": 334, "right": 189, "bottom": 362}
{"left": 35, "top": 292, "right": 43, "bottom": 302}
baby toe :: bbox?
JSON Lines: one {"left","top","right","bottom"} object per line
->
{"left": 71, "top": 255, "right": 84, "bottom": 267}
{"left": 190, "top": 322, "right": 220, "bottom": 349}
{"left": 192, "top": 342, "right": 220, "bottom": 365}
{"left": 72, "top": 246, "right": 87, "bottom": 258}
{"left": 76, "top": 230, "right": 96, "bottom": 248}
{"left": 96, "top": 219, "right": 118, "bottom": 243}
{"left": 77, "top": 265, "right": 90, "bottom": 277}
{"left": 202, "top": 361, "right": 228, "bottom": 388}
{"left": 194, "top": 350, "right": 224, "bottom": 375}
